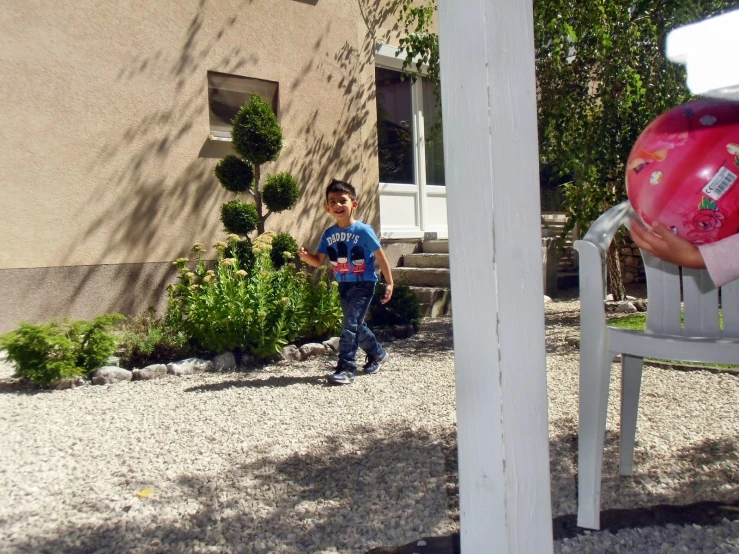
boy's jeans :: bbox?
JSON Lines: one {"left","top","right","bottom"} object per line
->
{"left": 337, "top": 281, "right": 384, "bottom": 372}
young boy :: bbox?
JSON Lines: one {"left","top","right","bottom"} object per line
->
{"left": 299, "top": 179, "right": 394, "bottom": 384}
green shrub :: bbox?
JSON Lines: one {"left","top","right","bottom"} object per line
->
{"left": 221, "top": 200, "right": 259, "bottom": 235}
{"left": 368, "top": 283, "right": 421, "bottom": 330}
{"left": 215, "top": 155, "right": 254, "bottom": 193}
{"left": 117, "top": 308, "right": 189, "bottom": 368}
{"left": 270, "top": 232, "right": 299, "bottom": 269}
{"left": 167, "top": 239, "right": 340, "bottom": 359}
{"left": 231, "top": 94, "right": 283, "bottom": 166}
{"left": 263, "top": 173, "right": 300, "bottom": 213}
{"left": 299, "top": 265, "right": 343, "bottom": 339}
{"left": 0, "top": 314, "right": 123, "bottom": 387}
{"left": 224, "top": 236, "right": 255, "bottom": 273}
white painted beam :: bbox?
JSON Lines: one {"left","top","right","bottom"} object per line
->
{"left": 438, "top": 1, "right": 554, "bottom": 552}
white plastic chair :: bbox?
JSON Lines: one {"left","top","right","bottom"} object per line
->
{"left": 574, "top": 200, "right": 739, "bottom": 530}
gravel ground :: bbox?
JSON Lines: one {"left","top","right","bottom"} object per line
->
{"left": 0, "top": 294, "right": 737, "bottom": 553}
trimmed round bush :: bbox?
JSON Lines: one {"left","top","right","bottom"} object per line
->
{"left": 270, "top": 232, "right": 299, "bottom": 269}
{"left": 263, "top": 172, "right": 300, "bottom": 214}
{"left": 225, "top": 237, "right": 256, "bottom": 272}
{"left": 232, "top": 95, "right": 283, "bottom": 166}
{"left": 221, "top": 201, "right": 259, "bottom": 235}
{"left": 215, "top": 155, "right": 254, "bottom": 193}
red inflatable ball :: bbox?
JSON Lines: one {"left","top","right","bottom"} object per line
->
{"left": 626, "top": 98, "right": 739, "bottom": 244}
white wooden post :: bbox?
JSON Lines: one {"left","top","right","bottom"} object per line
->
{"left": 438, "top": 1, "right": 554, "bottom": 553}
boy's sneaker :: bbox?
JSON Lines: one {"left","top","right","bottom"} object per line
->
{"left": 363, "top": 351, "right": 389, "bottom": 375}
{"left": 327, "top": 368, "right": 355, "bottom": 385}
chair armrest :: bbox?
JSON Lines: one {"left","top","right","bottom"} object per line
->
{"left": 574, "top": 201, "right": 633, "bottom": 323}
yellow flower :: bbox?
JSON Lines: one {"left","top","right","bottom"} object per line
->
{"left": 185, "top": 271, "right": 196, "bottom": 281}
{"left": 173, "top": 257, "right": 189, "bottom": 268}
{"left": 189, "top": 284, "right": 200, "bottom": 290}
{"left": 203, "top": 275, "right": 214, "bottom": 284}
{"left": 213, "top": 241, "right": 227, "bottom": 253}
{"left": 258, "top": 311, "right": 267, "bottom": 319}
{"left": 236, "top": 270, "right": 247, "bottom": 278}
{"left": 281, "top": 297, "right": 290, "bottom": 305}
{"left": 220, "top": 258, "right": 235, "bottom": 267}
{"left": 282, "top": 251, "right": 293, "bottom": 260}
{"left": 226, "top": 234, "right": 241, "bottom": 245}
{"left": 191, "top": 243, "right": 205, "bottom": 253}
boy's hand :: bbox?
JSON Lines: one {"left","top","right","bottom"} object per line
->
{"left": 381, "top": 283, "right": 394, "bottom": 304}
{"left": 298, "top": 247, "right": 309, "bottom": 260}
{"left": 629, "top": 220, "right": 705, "bottom": 269}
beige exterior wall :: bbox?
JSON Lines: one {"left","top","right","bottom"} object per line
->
{"left": 0, "top": 0, "right": 404, "bottom": 331}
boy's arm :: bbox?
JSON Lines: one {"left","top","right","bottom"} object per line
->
{"left": 374, "top": 248, "right": 394, "bottom": 304}
{"left": 298, "top": 247, "right": 326, "bottom": 268}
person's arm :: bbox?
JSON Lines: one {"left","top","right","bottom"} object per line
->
{"left": 374, "top": 248, "right": 394, "bottom": 304}
{"left": 697, "top": 234, "right": 739, "bottom": 288}
{"left": 298, "top": 247, "right": 327, "bottom": 268}
{"left": 629, "top": 221, "right": 705, "bottom": 268}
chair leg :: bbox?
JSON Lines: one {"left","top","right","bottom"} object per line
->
{"left": 577, "top": 346, "right": 615, "bottom": 530}
{"left": 619, "top": 354, "right": 644, "bottom": 476}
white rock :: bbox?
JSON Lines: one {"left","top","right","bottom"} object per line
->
{"left": 52, "top": 376, "right": 87, "bottom": 390}
{"left": 417, "top": 540, "right": 427, "bottom": 546}
{"left": 299, "top": 343, "right": 325, "bottom": 360}
{"left": 166, "top": 358, "right": 213, "bottom": 376}
{"left": 91, "top": 366, "right": 133, "bottom": 385}
{"left": 322, "top": 337, "right": 341, "bottom": 352}
{"left": 544, "top": 295, "right": 553, "bottom": 303}
{"left": 280, "top": 345, "right": 302, "bottom": 362}
{"left": 213, "top": 352, "right": 237, "bottom": 372}
{"left": 132, "top": 364, "right": 167, "bottom": 381}
{"left": 615, "top": 301, "right": 638, "bottom": 314}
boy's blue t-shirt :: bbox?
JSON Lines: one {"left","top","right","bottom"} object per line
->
{"left": 317, "top": 221, "right": 382, "bottom": 282}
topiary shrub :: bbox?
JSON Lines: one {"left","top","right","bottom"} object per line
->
{"left": 221, "top": 200, "right": 259, "bottom": 235}
{"left": 215, "top": 155, "right": 254, "bottom": 193}
{"left": 368, "top": 283, "right": 421, "bottom": 330}
{"left": 213, "top": 94, "right": 299, "bottom": 236}
{"left": 232, "top": 95, "right": 283, "bottom": 166}
{"left": 270, "top": 232, "right": 299, "bottom": 269}
{"left": 0, "top": 314, "right": 123, "bottom": 387}
{"left": 263, "top": 173, "right": 300, "bottom": 213}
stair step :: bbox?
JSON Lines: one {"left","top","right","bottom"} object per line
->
{"left": 557, "top": 271, "right": 579, "bottom": 289}
{"left": 393, "top": 267, "right": 450, "bottom": 287}
{"left": 411, "top": 286, "right": 452, "bottom": 318}
{"left": 422, "top": 240, "right": 449, "bottom": 254}
{"left": 404, "top": 253, "right": 450, "bottom": 269}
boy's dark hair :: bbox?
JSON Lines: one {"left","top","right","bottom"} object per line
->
{"left": 326, "top": 179, "right": 357, "bottom": 201}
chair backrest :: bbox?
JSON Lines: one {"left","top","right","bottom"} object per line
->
{"left": 642, "top": 250, "right": 739, "bottom": 339}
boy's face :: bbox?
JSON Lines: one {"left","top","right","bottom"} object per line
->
{"left": 326, "top": 191, "right": 358, "bottom": 224}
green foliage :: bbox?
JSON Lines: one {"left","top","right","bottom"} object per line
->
{"left": 221, "top": 200, "right": 259, "bottom": 235}
{"left": 167, "top": 239, "right": 341, "bottom": 359}
{"left": 0, "top": 314, "right": 123, "bottom": 387}
{"left": 224, "top": 236, "right": 256, "bottom": 273}
{"left": 368, "top": 283, "right": 421, "bottom": 330}
{"left": 535, "top": 0, "right": 737, "bottom": 235}
{"left": 299, "top": 265, "right": 343, "bottom": 339}
{"left": 117, "top": 308, "right": 189, "bottom": 369}
{"left": 231, "top": 94, "right": 283, "bottom": 167}
{"left": 262, "top": 172, "right": 300, "bottom": 214}
{"left": 270, "top": 232, "right": 299, "bottom": 269}
{"left": 215, "top": 155, "right": 254, "bottom": 193}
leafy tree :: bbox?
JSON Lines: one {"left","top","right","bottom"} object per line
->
{"left": 396, "top": 0, "right": 737, "bottom": 298}
{"left": 215, "top": 95, "right": 301, "bottom": 236}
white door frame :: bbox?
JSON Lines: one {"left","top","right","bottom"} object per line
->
{"left": 374, "top": 43, "right": 448, "bottom": 239}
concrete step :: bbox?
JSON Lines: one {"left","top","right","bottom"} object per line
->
{"left": 557, "top": 271, "right": 579, "bottom": 289}
{"left": 404, "top": 253, "right": 450, "bottom": 269}
{"left": 393, "top": 267, "right": 451, "bottom": 287}
{"left": 422, "top": 240, "right": 449, "bottom": 254}
{"left": 411, "top": 286, "right": 452, "bottom": 317}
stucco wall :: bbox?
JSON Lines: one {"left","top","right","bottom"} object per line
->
{"left": 0, "top": 0, "right": 403, "bottom": 331}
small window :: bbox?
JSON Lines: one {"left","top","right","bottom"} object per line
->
{"left": 207, "top": 71, "right": 279, "bottom": 140}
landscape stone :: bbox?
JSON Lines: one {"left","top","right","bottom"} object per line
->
{"left": 280, "top": 345, "right": 302, "bottom": 362}
{"left": 132, "top": 364, "right": 167, "bottom": 381}
{"left": 213, "top": 352, "right": 237, "bottom": 372}
{"left": 299, "top": 343, "right": 326, "bottom": 360}
{"left": 322, "top": 337, "right": 341, "bottom": 352}
{"left": 166, "top": 358, "right": 213, "bottom": 376}
{"left": 91, "top": 366, "right": 133, "bottom": 385}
